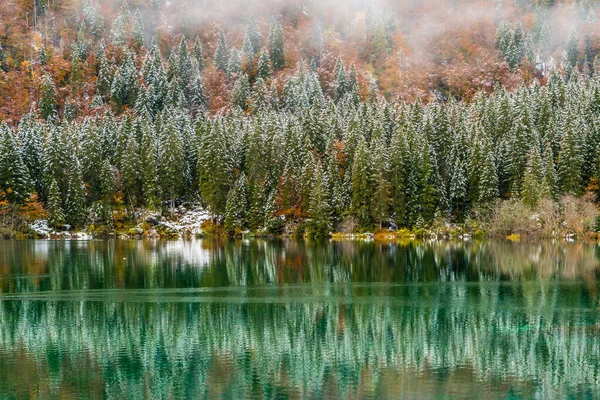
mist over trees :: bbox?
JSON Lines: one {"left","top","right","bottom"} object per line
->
{"left": 1, "top": 0, "right": 600, "bottom": 235}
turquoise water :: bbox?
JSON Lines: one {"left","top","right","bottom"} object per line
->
{"left": 0, "top": 239, "right": 599, "bottom": 399}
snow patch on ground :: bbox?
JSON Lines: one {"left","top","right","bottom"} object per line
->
{"left": 156, "top": 207, "right": 212, "bottom": 237}
{"left": 29, "top": 220, "right": 93, "bottom": 239}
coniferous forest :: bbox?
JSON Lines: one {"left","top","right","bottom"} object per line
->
{"left": 1, "top": 0, "right": 600, "bottom": 238}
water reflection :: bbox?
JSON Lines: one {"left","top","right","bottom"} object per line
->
{"left": 0, "top": 239, "right": 599, "bottom": 398}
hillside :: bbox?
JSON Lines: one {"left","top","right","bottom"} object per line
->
{"left": 0, "top": 0, "right": 600, "bottom": 238}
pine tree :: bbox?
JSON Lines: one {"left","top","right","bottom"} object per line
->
{"left": 158, "top": 114, "right": 184, "bottom": 213}
{"left": 213, "top": 29, "right": 229, "bottom": 72}
{"left": 224, "top": 173, "right": 248, "bottom": 235}
{"left": 120, "top": 134, "right": 142, "bottom": 206}
{"left": 557, "top": 118, "right": 584, "bottom": 195}
{"left": 370, "top": 131, "right": 390, "bottom": 229}
{"left": 541, "top": 143, "right": 557, "bottom": 200}
{"left": 333, "top": 58, "right": 347, "bottom": 103}
{"left": 306, "top": 163, "right": 332, "bottom": 238}
{"left": 97, "top": 50, "right": 113, "bottom": 98}
{"left": 231, "top": 74, "right": 250, "bottom": 110}
{"left": 242, "top": 17, "right": 262, "bottom": 57}
{"left": 18, "top": 113, "right": 44, "bottom": 197}
{"left": 0, "top": 123, "right": 32, "bottom": 204}
{"left": 566, "top": 28, "right": 579, "bottom": 68}
{"left": 521, "top": 146, "right": 544, "bottom": 208}
{"left": 227, "top": 48, "right": 242, "bottom": 79}
{"left": 198, "top": 121, "right": 232, "bottom": 217}
{"left": 47, "top": 179, "right": 65, "bottom": 230}
{"left": 193, "top": 35, "right": 204, "bottom": 71}
{"left": 351, "top": 137, "right": 371, "bottom": 229}
{"left": 39, "top": 74, "right": 57, "bottom": 120}
{"left": 140, "top": 120, "right": 159, "bottom": 209}
{"left": 269, "top": 20, "right": 285, "bottom": 71}
{"left": 131, "top": 9, "right": 145, "bottom": 48}
{"left": 65, "top": 159, "right": 87, "bottom": 229}
{"left": 257, "top": 48, "right": 272, "bottom": 80}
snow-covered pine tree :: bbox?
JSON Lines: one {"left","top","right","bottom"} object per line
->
{"left": 257, "top": 48, "right": 272, "bottom": 80}
{"left": 0, "top": 122, "right": 32, "bottom": 204}
{"left": 120, "top": 134, "right": 142, "bottom": 206}
{"left": 231, "top": 74, "right": 250, "bottom": 111}
{"left": 65, "top": 158, "right": 87, "bottom": 229}
{"left": 47, "top": 179, "right": 65, "bottom": 230}
{"left": 157, "top": 113, "right": 184, "bottom": 213}
{"left": 268, "top": 19, "right": 285, "bottom": 71}
{"left": 306, "top": 162, "right": 332, "bottom": 238}
{"left": 213, "top": 29, "right": 229, "bottom": 72}
{"left": 39, "top": 74, "right": 57, "bottom": 120}
{"left": 193, "top": 36, "right": 204, "bottom": 71}
{"left": 351, "top": 136, "right": 372, "bottom": 229}
{"left": 224, "top": 173, "right": 248, "bottom": 235}
{"left": 521, "top": 146, "right": 544, "bottom": 208}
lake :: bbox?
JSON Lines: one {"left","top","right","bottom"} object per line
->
{"left": 0, "top": 239, "right": 599, "bottom": 399}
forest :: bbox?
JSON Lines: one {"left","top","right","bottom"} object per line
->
{"left": 1, "top": 0, "right": 600, "bottom": 238}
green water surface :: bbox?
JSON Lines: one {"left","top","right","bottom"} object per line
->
{"left": 0, "top": 239, "right": 599, "bottom": 399}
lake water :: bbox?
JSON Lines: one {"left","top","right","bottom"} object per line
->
{"left": 0, "top": 239, "right": 599, "bottom": 399}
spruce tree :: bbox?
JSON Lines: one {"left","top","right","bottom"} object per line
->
{"left": 268, "top": 20, "right": 285, "bottom": 71}
{"left": 120, "top": 134, "right": 142, "bottom": 206}
{"left": 351, "top": 137, "right": 372, "bottom": 229}
{"left": 257, "top": 48, "right": 272, "bottom": 80}
{"left": 227, "top": 48, "right": 242, "bottom": 79}
{"left": 0, "top": 123, "right": 32, "bottom": 204}
{"left": 213, "top": 29, "right": 229, "bottom": 72}
{"left": 557, "top": 119, "right": 584, "bottom": 195}
{"left": 39, "top": 74, "right": 57, "bottom": 120}
{"left": 140, "top": 120, "right": 159, "bottom": 209}
{"left": 65, "top": 159, "right": 87, "bottom": 229}
{"left": 224, "top": 173, "right": 248, "bottom": 235}
{"left": 307, "top": 163, "right": 332, "bottom": 238}
{"left": 333, "top": 58, "right": 347, "bottom": 103}
{"left": 193, "top": 35, "right": 204, "bottom": 71}
{"left": 47, "top": 179, "right": 65, "bottom": 230}
{"left": 370, "top": 131, "right": 390, "bottom": 229}
{"left": 566, "top": 28, "right": 579, "bottom": 68}
{"left": 521, "top": 147, "right": 544, "bottom": 208}
{"left": 158, "top": 114, "right": 184, "bottom": 213}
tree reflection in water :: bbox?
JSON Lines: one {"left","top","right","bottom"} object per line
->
{"left": 0, "top": 239, "right": 598, "bottom": 398}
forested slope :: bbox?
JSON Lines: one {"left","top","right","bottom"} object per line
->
{"left": 0, "top": 0, "right": 600, "bottom": 237}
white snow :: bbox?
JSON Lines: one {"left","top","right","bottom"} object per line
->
{"left": 156, "top": 207, "right": 212, "bottom": 237}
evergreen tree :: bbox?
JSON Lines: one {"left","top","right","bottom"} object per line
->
{"left": 557, "top": 119, "right": 584, "bottom": 195}
{"left": 521, "top": 146, "right": 544, "bottom": 208}
{"left": 120, "top": 134, "right": 142, "bottom": 206}
{"left": 351, "top": 137, "right": 371, "bottom": 229}
{"left": 46, "top": 179, "right": 65, "bottom": 230}
{"left": 140, "top": 120, "right": 159, "bottom": 209}
{"left": 269, "top": 20, "right": 285, "bottom": 71}
{"left": 227, "top": 48, "right": 242, "bottom": 79}
{"left": 370, "top": 131, "right": 390, "bottom": 229}
{"left": 242, "top": 17, "right": 262, "bottom": 57}
{"left": 566, "top": 28, "right": 579, "bottom": 68}
{"left": 158, "top": 114, "right": 184, "bottom": 213}
{"left": 257, "top": 48, "right": 271, "bottom": 80}
{"left": 231, "top": 74, "right": 250, "bottom": 110}
{"left": 39, "top": 74, "right": 57, "bottom": 120}
{"left": 0, "top": 123, "right": 32, "bottom": 204}
{"left": 306, "top": 163, "right": 332, "bottom": 238}
{"left": 224, "top": 173, "right": 248, "bottom": 235}
{"left": 193, "top": 35, "right": 204, "bottom": 71}
{"left": 198, "top": 121, "right": 232, "bottom": 218}
{"left": 333, "top": 58, "right": 347, "bottom": 103}
{"left": 65, "top": 159, "right": 87, "bottom": 229}
{"left": 213, "top": 29, "right": 229, "bottom": 72}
